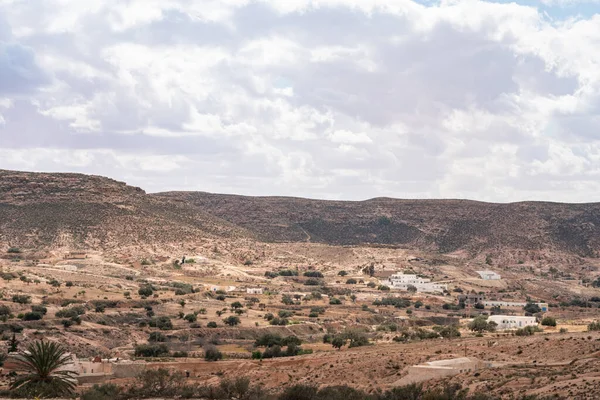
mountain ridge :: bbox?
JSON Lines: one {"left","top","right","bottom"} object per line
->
{"left": 1, "top": 169, "right": 599, "bottom": 263}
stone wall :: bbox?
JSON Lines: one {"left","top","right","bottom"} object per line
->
{"left": 113, "top": 362, "right": 147, "bottom": 378}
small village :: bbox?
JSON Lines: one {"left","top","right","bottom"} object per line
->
{"left": 1, "top": 244, "right": 599, "bottom": 399}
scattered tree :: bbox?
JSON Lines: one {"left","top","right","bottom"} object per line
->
{"left": 223, "top": 316, "right": 241, "bottom": 326}
{"left": 204, "top": 345, "right": 222, "bottom": 361}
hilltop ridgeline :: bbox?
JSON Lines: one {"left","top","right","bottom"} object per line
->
{"left": 1, "top": 169, "right": 599, "bottom": 262}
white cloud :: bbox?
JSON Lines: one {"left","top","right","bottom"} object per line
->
{"left": 329, "top": 130, "right": 373, "bottom": 144}
{"left": 0, "top": 0, "right": 599, "bottom": 202}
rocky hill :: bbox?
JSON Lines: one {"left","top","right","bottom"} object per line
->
{"left": 1, "top": 169, "right": 599, "bottom": 263}
{"left": 0, "top": 170, "right": 250, "bottom": 252}
{"left": 156, "top": 192, "right": 600, "bottom": 263}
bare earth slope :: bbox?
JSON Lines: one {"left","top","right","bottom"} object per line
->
{"left": 155, "top": 192, "right": 600, "bottom": 262}
{"left": 1, "top": 169, "right": 599, "bottom": 263}
{"left": 0, "top": 170, "right": 251, "bottom": 252}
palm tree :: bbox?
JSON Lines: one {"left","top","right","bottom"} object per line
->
{"left": 9, "top": 340, "right": 78, "bottom": 398}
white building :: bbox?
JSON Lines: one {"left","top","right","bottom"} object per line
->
{"left": 246, "top": 288, "right": 263, "bottom": 295}
{"left": 208, "top": 285, "right": 237, "bottom": 292}
{"left": 383, "top": 273, "right": 447, "bottom": 293}
{"left": 487, "top": 315, "right": 537, "bottom": 330}
{"left": 476, "top": 270, "right": 501, "bottom": 280}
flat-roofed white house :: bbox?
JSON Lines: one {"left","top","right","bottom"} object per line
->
{"left": 383, "top": 273, "right": 447, "bottom": 293}
{"left": 487, "top": 315, "right": 537, "bottom": 330}
{"left": 246, "top": 288, "right": 263, "bottom": 294}
{"left": 476, "top": 270, "right": 501, "bottom": 280}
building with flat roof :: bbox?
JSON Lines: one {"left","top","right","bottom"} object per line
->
{"left": 476, "top": 270, "right": 501, "bottom": 280}
{"left": 458, "top": 292, "right": 486, "bottom": 305}
{"left": 487, "top": 315, "right": 537, "bottom": 330}
{"left": 383, "top": 273, "right": 446, "bottom": 293}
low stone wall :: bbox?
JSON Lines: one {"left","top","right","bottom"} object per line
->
{"left": 113, "top": 363, "right": 147, "bottom": 378}
{"left": 77, "top": 374, "right": 110, "bottom": 384}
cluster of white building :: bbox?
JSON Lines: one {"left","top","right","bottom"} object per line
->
{"left": 383, "top": 273, "right": 447, "bottom": 293}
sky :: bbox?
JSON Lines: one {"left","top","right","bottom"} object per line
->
{"left": 0, "top": 0, "right": 599, "bottom": 202}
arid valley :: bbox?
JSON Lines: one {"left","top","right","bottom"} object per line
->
{"left": 0, "top": 170, "right": 599, "bottom": 399}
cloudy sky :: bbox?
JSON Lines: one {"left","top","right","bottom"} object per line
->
{"left": 0, "top": 0, "right": 599, "bottom": 202}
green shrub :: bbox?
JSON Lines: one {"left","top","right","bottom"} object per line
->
{"left": 433, "top": 325, "right": 461, "bottom": 338}
{"left": 184, "top": 314, "right": 197, "bottom": 323}
{"left": 207, "top": 321, "right": 218, "bottom": 328}
{"left": 22, "top": 312, "right": 43, "bottom": 321}
{"left": 515, "top": 326, "right": 542, "bottom": 336}
{"left": 541, "top": 317, "right": 557, "bottom": 327}
{"left": 588, "top": 321, "right": 600, "bottom": 331}
{"left": 148, "top": 332, "right": 167, "bottom": 342}
{"left": 55, "top": 306, "right": 86, "bottom": 318}
{"left": 230, "top": 301, "right": 244, "bottom": 309}
{"left": 310, "top": 306, "right": 325, "bottom": 314}
{"left": 80, "top": 383, "right": 122, "bottom": 400}
{"left": 223, "top": 316, "right": 240, "bottom": 326}
{"left": 269, "top": 317, "right": 288, "bottom": 326}
{"left": 134, "top": 344, "right": 169, "bottom": 357}
{"left": 278, "top": 310, "right": 294, "bottom": 318}
{"left": 149, "top": 316, "right": 173, "bottom": 330}
{"left": 0, "top": 305, "right": 11, "bottom": 316}
{"left": 262, "top": 345, "right": 282, "bottom": 358}
{"left": 48, "top": 279, "right": 61, "bottom": 287}
{"left": 62, "top": 319, "right": 74, "bottom": 328}
{"left": 12, "top": 295, "right": 31, "bottom": 304}
{"left": 524, "top": 302, "right": 542, "bottom": 314}
{"left": 138, "top": 286, "right": 153, "bottom": 297}
{"left": 278, "top": 270, "right": 298, "bottom": 277}
{"left": 255, "top": 333, "right": 283, "bottom": 347}
{"left": 373, "top": 297, "right": 411, "bottom": 308}
{"left": 1, "top": 272, "right": 17, "bottom": 281}
{"left": 468, "top": 316, "right": 496, "bottom": 333}
{"left": 204, "top": 345, "right": 222, "bottom": 361}
{"left": 346, "top": 278, "right": 357, "bottom": 284}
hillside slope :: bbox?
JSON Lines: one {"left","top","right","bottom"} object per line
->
{"left": 1, "top": 169, "right": 599, "bottom": 263}
{"left": 156, "top": 192, "right": 600, "bottom": 262}
{"left": 0, "top": 170, "right": 251, "bottom": 252}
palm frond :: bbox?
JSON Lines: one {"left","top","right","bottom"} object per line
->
{"left": 8, "top": 340, "right": 78, "bottom": 398}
